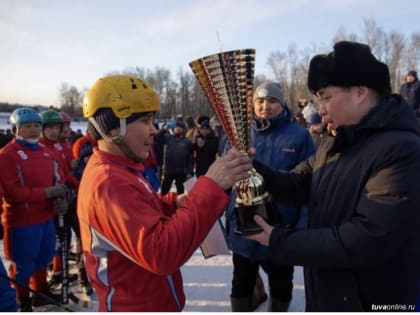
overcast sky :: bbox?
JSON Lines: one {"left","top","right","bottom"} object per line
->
{"left": 1, "top": 0, "right": 419, "bottom": 106}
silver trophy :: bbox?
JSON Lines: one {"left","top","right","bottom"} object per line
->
{"left": 189, "top": 49, "right": 276, "bottom": 235}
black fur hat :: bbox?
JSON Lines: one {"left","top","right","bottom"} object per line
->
{"left": 307, "top": 41, "right": 391, "bottom": 96}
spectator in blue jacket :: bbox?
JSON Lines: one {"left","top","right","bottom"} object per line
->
{"left": 227, "top": 82, "right": 315, "bottom": 312}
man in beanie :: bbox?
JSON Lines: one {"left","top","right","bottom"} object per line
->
{"left": 78, "top": 75, "right": 253, "bottom": 311}
{"left": 226, "top": 82, "right": 315, "bottom": 311}
{"left": 400, "top": 70, "right": 420, "bottom": 121}
{"left": 246, "top": 41, "right": 420, "bottom": 311}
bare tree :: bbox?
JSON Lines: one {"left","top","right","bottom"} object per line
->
{"left": 404, "top": 33, "right": 420, "bottom": 75}
{"left": 266, "top": 45, "right": 313, "bottom": 112}
{"left": 56, "top": 17, "right": 419, "bottom": 122}
{"left": 387, "top": 32, "right": 405, "bottom": 92}
{"left": 58, "top": 83, "right": 82, "bottom": 116}
{"left": 177, "top": 68, "right": 192, "bottom": 117}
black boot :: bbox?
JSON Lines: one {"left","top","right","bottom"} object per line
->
{"left": 230, "top": 297, "right": 253, "bottom": 312}
{"left": 18, "top": 297, "right": 33, "bottom": 312}
{"left": 267, "top": 297, "right": 290, "bottom": 312}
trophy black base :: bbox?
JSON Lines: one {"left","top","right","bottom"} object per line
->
{"left": 234, "top": 198, "right": 276, "bottom": 236}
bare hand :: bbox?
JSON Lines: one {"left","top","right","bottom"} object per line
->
{"left": 176, "top": 193, "right": 188, "bottom": 207}
{"left": 244, "top": 215, "right": 273, "bottom": 246}
{"left": 205, "top": 149, "right": 253, "bottom": 190}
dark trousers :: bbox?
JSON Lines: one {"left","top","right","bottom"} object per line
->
{"left": 231, "top": 252, "right": 294, "bottom": 302}
{"left": 160, "top": 173, "right": 186, "bottom": 195}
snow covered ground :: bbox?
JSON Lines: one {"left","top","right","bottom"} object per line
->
{"left": 182, "top": 250, "right": 305, "bottom": 312}
{"left": 1, "top": 238, "right": 305, "bottom": 312}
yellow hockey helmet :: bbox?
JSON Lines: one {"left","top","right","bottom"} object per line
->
{"left": 82, "top": 75, "right": 160, "bottom": 119}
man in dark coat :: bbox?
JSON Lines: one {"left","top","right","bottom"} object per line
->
{"left": 160, "top": 121, "right": 194, "bottom": 195}
{"left": 246, "top": 41, "right": 420, "bottom": 311}
{"left": 400, "top": 70, "right": 420, "bottom": 119}
{"left": 193, "top": 120, "right": 219, "bottom": 177}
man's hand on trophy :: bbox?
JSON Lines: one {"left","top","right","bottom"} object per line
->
{"left": 244, "top": 215, "right": 273, "bottom": 246}
{"left": 205, "top": 149, "right": 252, "bottom": 190}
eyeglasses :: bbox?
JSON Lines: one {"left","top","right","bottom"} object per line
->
{"left": 316, "top": 87, "right": 351, "bottom": 106}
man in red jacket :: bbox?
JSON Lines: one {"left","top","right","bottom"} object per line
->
{"left": 0, "top": 108, "right": 68, "bottom": 311}
{"left": 78, "top": 75, "right": 253, "bottom": 311}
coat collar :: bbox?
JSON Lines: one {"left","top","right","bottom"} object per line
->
{"left": 331, "top": 95, "right": 420, "bottom": 152}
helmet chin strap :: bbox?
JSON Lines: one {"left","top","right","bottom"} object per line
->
{"left": 88, "top": 117, "right": 127, "bottom": 142}
{"left": 89, "top": 117, "right": 143, "bottom": 163}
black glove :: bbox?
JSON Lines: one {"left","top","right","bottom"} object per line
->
{"left": 53, "top": 198, "right": 68, "bottom": 215}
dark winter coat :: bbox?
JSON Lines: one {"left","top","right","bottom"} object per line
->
{"left": 254, "top": 95, "right": 420, "bottom": 311}
{"left": 400, "top": 78, "right": 420, "bottom": 117}
{"left": 163, "top": 134, "right": 194, "bottom": 175}
{"left": 154, "top": 129, "right": 169, "bottom": 167}
{"left": 194, "top": 132, "right": 219, "bottom": 177}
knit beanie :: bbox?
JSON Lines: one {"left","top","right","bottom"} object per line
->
{"left": 253, "top": 82, "right": 286, "bottom": 105}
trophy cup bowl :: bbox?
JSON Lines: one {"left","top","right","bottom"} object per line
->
{"left": 189, "top": 49, "right": 277, "bottom": 236}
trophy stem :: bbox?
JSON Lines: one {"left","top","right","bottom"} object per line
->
{"left": 234, "top": 193, "right": 273, "bottom": 236}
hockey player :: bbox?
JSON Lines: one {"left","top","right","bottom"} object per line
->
{"left": 78, "top": 75, "right": 253, "bottom": 311}
{"left": 0, "top": 108, "right": 67, "bottom": 311}
{"left": 39, "top": 110, "right": 78, "bottom": 289}
{"left": 0, "top": 181, "right": 18, "bottom": 312}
